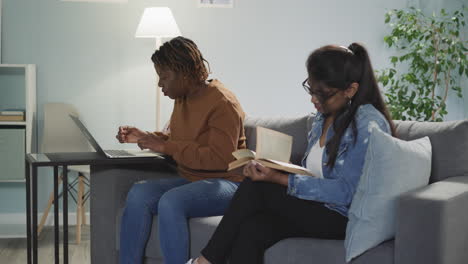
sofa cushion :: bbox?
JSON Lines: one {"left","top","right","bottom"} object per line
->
{"left": 345, "top": 126, "right": 432, "bottom": 261}
{"left": 245, "top": 114, "right": 314, "bottom": 165}
{"left": 265, "top": 238, "right": 394, "bottom": 264}
{"left": 188, "top": 216, "right": 224, "bottom": 257}
{"left": 394, "top": 120, "right": 468, "bottom": 183}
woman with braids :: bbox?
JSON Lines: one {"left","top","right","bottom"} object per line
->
{"left": 188, "top": 43, "right": 397, "bottom": 264}
{"left": 116, "top": 36, "right": 246, "bottom": 264}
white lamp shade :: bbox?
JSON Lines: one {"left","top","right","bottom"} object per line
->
{"left": 135, "top": 7, "right": 181, "bottom": 38}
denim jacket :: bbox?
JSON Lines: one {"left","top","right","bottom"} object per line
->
{"left": 287, "top": 104, "right": 391, "bottom": 216}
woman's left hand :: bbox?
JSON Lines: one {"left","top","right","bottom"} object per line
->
{"left": 137, "top": 133, "right": 166, "bottom": 153}
{"left": 243, "top": 161, "right": 289, "bottom": 186}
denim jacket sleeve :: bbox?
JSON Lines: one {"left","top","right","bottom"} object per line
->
{"left": 287, "top": 116, "right": 390, "bottom": 206}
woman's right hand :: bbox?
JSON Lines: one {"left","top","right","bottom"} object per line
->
{"left": 243, "top": 161, "right": 289, "bottom": 186}
{"left": 116, "top": 126, "right": 148, "bottom": 144}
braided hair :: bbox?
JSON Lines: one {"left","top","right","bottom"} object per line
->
{"left": 151, "top": 36, "right": 210, "bottom": 83}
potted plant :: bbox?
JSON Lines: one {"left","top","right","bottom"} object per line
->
{"left": 377, "top": 7, "right": 468, "bottom": 121}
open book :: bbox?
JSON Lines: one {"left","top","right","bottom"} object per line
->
{"left": 228, "top": 127, "right": 316, "bottom": 177}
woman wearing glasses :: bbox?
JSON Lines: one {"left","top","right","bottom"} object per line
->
{"left": 188, "top": 43, "right": 396, "bottom": 264}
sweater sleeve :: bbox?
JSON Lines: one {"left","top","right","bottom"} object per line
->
{"left": 164, "top": 102, "right": 243, "bottom": 171}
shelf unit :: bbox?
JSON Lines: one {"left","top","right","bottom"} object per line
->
{"left": 0, "top": 64, "right": 36, "bottom": 238}
{"left": 0, "top": 64, "right": 36, "bottom": 181}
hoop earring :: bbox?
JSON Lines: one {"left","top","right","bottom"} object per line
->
{"left": 347, "top": 97, "right": 353, "bottom": 107}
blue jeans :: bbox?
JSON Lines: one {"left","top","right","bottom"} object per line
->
{"left": 119, "top": 177, "right": 239, "bottom": 264}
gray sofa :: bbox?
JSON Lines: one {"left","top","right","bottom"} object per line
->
{"left": 90, "top": 114, "right": 468, "bottom": 264}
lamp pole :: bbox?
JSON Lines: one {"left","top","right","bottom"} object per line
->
{"left": 155, "top": 37, "right": 163, "bottom": 131}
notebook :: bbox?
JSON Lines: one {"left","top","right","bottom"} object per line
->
{"left": 69, "top": 115, "right": 164, "bottom": 159}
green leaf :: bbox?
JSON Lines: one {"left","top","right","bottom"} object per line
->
{"left": 385, "top": 14, "right": 391, "bottom": 23}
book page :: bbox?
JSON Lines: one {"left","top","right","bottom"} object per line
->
{"left": 257, "top": 159, "right": 316, "bottom": 177}
{"left": 256, "top": 127, "right": 292, "bottom": 163}
{"left": 228, "top": 157, "right": 253, "bottom": 170}
{"left": 232, "top": 149, "right": 256, "bottom": 160}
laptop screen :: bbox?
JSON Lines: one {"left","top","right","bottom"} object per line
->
{"left": 69, "top": 115, "right": 106, "bottom": 156}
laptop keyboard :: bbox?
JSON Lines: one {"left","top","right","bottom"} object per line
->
{"left": 106, "top": 150, "right": 135, "bottom": 156}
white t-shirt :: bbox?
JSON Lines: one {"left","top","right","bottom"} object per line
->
{"left": 305, "top": 140, "right": 324, "bottom": 178}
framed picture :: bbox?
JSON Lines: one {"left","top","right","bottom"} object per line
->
{"left": 198, "top": 0, "right": 234, "bottom": 8}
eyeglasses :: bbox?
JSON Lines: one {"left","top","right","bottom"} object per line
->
{"left": 302, "top": 78, "right": 340, "bottom": 103}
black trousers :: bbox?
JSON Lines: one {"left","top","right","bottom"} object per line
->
{"left": 200, "top": 178, "right": 348, "bottom": 264}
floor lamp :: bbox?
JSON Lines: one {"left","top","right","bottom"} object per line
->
{"left": 135, "top": 7, "right": 181, "bottom": 131}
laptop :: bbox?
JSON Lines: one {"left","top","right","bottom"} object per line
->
{"left": 69, "top": 114, "right": 164, "bottom": 159}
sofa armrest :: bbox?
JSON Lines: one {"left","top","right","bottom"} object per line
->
{"left": 90, "top": 160, "right": 179, "bottom": 264}
{"left": 395, "top": 176, "right": 468, "bottom": 264}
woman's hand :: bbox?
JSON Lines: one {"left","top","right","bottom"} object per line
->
{"left": 137, "top": 133, "right": 167, "bottom": 153}
{"left": 116, "top": 126, "right": 147, "bottom": 143}
{"left": 152, "top": 131, "right": 169, "bottom": 141}
{"left": 243, "top": 161, "right": 289, "bottom": 186}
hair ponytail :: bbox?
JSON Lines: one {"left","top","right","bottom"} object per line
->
{"left": 348, "top": 42, "right": 396, "bottom": 135}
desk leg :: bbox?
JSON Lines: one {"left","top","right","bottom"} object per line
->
{"left": 32, "top": 165, "right": 38, "bottom": 264}
{"left": 63, "top": 166, "right": 69, "bottom": 264}
{"left": 25, "top": 161, "right": 32, "bottom": 264}
{"left": 54, "top": 166, "right": 59, "bottom": 263}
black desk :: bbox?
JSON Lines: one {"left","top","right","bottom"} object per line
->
{"left": 25, "top": 152, "right": 166, "bottom": 264}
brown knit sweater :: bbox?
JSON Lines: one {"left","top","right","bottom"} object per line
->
{"left": 162, "top": 79, "right": 246, "bottom": 182}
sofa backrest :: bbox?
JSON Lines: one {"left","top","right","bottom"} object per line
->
{"left": 394, "top": 120, "right": 468, "bottom": 183}
{"left": 244, "top": 114, "right": 314, "bottom": 165}
{"left": 245, "top": 115, "right": 468, "bottom": 183}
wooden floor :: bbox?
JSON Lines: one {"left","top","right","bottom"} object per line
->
{"left": 0, "top": 225, "right": 90, "bottom": 264}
